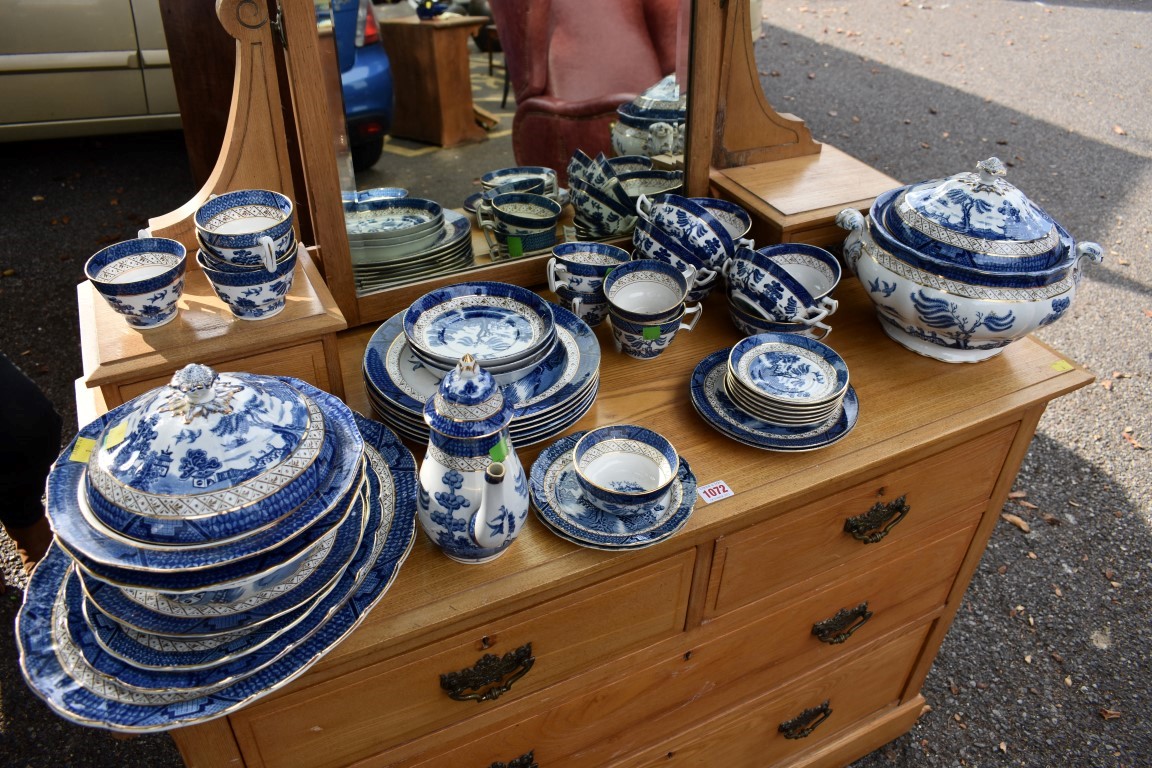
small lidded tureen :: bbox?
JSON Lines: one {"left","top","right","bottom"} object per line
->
{"left": 838, "top": 157, "right": 1103, "bottom": 363}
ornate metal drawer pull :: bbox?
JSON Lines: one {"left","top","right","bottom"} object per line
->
{"left": 489, "top": 751, "right": 537, "bottom": 768}
{"left": 440, "top": 642, "right": 534, "bottom": 703}
{"left": 843, "top": 495, "right": 910, "bottom": 543}
{"left": 779, "top": 700, "right": 832, "bottom": 740}
{"left": 812, "top": 602, "right": 873, "bottom": 644}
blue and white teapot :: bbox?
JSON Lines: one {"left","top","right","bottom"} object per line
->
{"left": 417, "top": 354, "right": 529, "bottom": 564}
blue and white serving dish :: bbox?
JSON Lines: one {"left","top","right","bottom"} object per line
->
{"left": 691, "top": 349, "right": 859, "bottom": 451}
{"left": 838, "top": 157, "right": 1103, "bottom": 363}
{"left": 530, "top": 431, "right": 696, "bottom": 550}
{"left": 84, "top": 237, "right": 188, "bottom": 330}
{"left": 17, "top": 409, "right": 417, "bottom": 732}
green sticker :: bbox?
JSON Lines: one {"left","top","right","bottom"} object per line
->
{"left": 507, "top": 236, "right": 523, "bottom": 259}
{"left": 489, "top": 436, "right": 509, "bottom": 463}
{"left": 642, "top": 325, "right": 661, "bottom": 340}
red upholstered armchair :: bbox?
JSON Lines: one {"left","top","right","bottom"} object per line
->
{"left": 489, "top": 0, "right": 680, "bottom": 185}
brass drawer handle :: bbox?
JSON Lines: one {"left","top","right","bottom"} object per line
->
{"left": 778, "top": 700, "right": 832, "bottom": 740}
{"left": 812, "top": 601, "right": 873, "bottom": 644}
{"left": 489, "top": 751, "right": 537, "bottom": 768}
{"left": 843, "top": 495, "right": 910, "bottom": 543}
{"left": 440, "top": 642, "right": 534, "bottom": 703}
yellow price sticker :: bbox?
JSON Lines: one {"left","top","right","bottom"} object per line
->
{"left": 103, "top": 420, "right": 128, "bottom": 449}
{"left": 70, "top": 437, "right": 97, "bottom": 463}
{"left": 1051, "top": 360, "right": 1074, "bottom": 372}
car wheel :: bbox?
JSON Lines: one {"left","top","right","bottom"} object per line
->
{"left": 351, "top": 137, "right": 384, "bottom": 171}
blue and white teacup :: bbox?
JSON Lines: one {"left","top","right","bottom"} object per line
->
{"left": 477, "top": 178, "right": 547, "bottom": 217}
{"left": 604, "top": 258, "right": 696, "bottom": 324}
{"left": 723, "top": 246, "right": 838, "bottom": 325}
{"left": 480, "top": 166, "right": 558, "bottom": 197}
{"left": 85, "top": 237, "right": 187, "bottom": 329}
{"left": 637, "top": 193, "right": 753, "bottom": 269}
{"left": 572, "top": 425, "right": 679, "bottom": 517}
{"left": 555, "top": 285, "right": 610, "bottom": 327}
{"left": 547, "top": 241, "right": 630, "bottom": 296}
{"left": 480, "top": 221, "right": 557, "bottom": 258}
{"left": 727, "top": 289, "right": 831, "bottom": 340}
{"left": 483, "top": 192, "right": 562, "bottom": 234}
{"left": 609, "top": 303, "right": 701, "bottom": 360}
{"left": 195, "top": 189, "right": 295, "bottom": 273}
{"left": 752, "top": 243, "right": 842, "bottom": 301}
{"left": 198, "top": 246, "right": 297, "bottom": 320}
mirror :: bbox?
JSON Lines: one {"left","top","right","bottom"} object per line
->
{"left": 326, "top": 0, "right": 694, "bottom": 299}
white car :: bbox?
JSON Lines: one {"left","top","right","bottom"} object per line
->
{"left": 0, "top": 0, "right": 180, "bottom": 141}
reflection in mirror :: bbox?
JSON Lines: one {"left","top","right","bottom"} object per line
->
{"left": 327, "top": 0, "right": 693, "bottom": 298}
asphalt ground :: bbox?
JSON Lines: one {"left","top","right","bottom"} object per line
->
{"left": 0, "top": 2, "right": 1149, "bottom": 765}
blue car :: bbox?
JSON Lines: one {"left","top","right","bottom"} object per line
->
{"left": 326, "top": 0, "right": 396, "bottom": 170}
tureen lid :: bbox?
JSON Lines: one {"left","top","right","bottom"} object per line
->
{"left": 86, "top": 364, "right": 322, "bottom": 514}
{"left": 424, "top": 354, "right": 514, "bottom": 437}
{"left": 632, "top": 74, "right": 687, "bottom": 114}
{"left": 885, "top": 157, "right": 1067, "bottom": 267}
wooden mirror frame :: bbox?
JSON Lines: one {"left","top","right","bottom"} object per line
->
{"left": 149, "top": 0, "right": 819, "bottom": 329}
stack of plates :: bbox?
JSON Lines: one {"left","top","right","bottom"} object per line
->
{"left": 528, "top": 431, "right": 697, "bottom": 551}
{"left": 363, "top": 302, "right": 601, "bottom": 447}
{"left": 17, "top": 366, "right": 417, "bottom": 732}
{"left": 346, "top": 199, "right": 474, "bottom": 296}
{"left": 690, "top": 333, "right": 859, "bottom": 451}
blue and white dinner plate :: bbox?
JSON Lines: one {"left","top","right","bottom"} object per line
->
{"left": 77, "top": 479, "right": 367, "bottom": 637}
{"left": 364, "top": 302, "right": 600, "bottom": 423}
{"left": 49, "top": 382, "right": 364, "bottom": 581}
{"left": 530, "top": 432, "right": 696, "bottom": 549}
{"left": 349, "top": 209, "right": 470, "bottom": 266}
{"left": 691, "top": 349, "right": 859, "bottom": 452}
{"left": 16, "top": 413, "right": 417, "bottom": 732}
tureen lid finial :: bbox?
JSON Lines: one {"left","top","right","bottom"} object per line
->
{"left": 169, "top": 364, "right": 219, "bottom": 404}
{"left": 975, "top": 157, "right": 1007, "bottom": 184}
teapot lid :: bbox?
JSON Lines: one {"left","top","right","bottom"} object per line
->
{"left": 891, "top": 157, "right": 1062, "bottom": 258}
{"left": 424, "top": 354, "right": 514, "bottom": 438}
{"left": 86, "top": 363, "right": 321, "bottom": 510}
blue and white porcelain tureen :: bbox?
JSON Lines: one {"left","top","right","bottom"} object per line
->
{"left": 838, "top": 157, "right": 1103, "bottom": 363}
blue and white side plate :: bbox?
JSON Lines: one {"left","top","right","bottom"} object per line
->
{"left": 530, "top": 432, "right": 696, "bottom": 549}
{"left": 691, "top": 349, "right": 859, "bottom": 452}
{"left": 16, "top": 413, "right": 417, "bottom": 732}
{"left": 728, "top": 333, "right": 849, "bottom": 405}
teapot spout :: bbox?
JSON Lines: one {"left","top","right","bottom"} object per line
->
{"left": 469, "top": 462, "right": 510, "bottom": 549}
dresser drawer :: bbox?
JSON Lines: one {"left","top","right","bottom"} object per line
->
{"left": 231, "top": 550, "right": 696, "bottom": 768}
{"left": 390, "top": 526, "right": 968, "bottom": 768}
{"left": 706, "top": 424, "right": 1015, "bottom": 617}
{"left": 615, "top": 624, "right": 932, "bottom": 767}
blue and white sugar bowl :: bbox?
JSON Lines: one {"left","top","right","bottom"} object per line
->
{"left": 838, "top": 157, "right": 1103, "bottom": 363}
{"left": 417, "top": 354, "right": 530, "bottom": 564}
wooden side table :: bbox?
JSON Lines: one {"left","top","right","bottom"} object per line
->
{"left": 709, "top": 144, "right": 899, "bottom": 249}
{"left": 78, "top": 247, "right": 347, "bottom": 412}
{"left": 378, "top": 15, "right": 489, "bottom": 148}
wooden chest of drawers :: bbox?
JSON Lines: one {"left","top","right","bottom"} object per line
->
{"left": 168, "top": 280, "right": 1092, "bottom": 768}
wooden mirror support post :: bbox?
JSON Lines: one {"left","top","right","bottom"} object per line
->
{"left": 76, "top": 0, "right": 348, "bottom": 421}
{"left": 686, "top": 0, "right": 898, "bottom": 249}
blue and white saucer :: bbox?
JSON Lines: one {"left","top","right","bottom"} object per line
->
{"left": 530, "top": 432, "right": 696, "bottom": 549}
{"left": 690, "top": 349, "right": 859, "bottom": 452}
{"left": 463, "top": 191, "right": 483, "bottom": 214}
{"left": 16, "top": 413, "right": 418, "bottom": 731}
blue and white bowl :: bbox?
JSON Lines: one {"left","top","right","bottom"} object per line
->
{"left": 198, "top": 247, "right": 297, "bottom": 320}
{"left": 572, "top": 425, "right": 679, "bottom": 517}
{"left": 85, "top": 237, "right": 187, "bottom": 330}
{"left": 723, "top": 245, "right": 837, "bottom": 325}
{"left": 195, "top": 189, "right": 296, "bottom": 271}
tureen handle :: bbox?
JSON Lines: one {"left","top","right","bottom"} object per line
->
{"left": 836, "top": 208, "right": 867, "bottom": 276}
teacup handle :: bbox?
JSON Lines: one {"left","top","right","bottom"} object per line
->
{"left": 694, "top": 266, "right": 719, "bottom": 288}
{"left": 796, "top": 304, "right": 832, "bottom": 326}
{"left": 258, "top": 236, "right": 278, "bottom": 273}
{"left": 479, "top": 220, "right": 499, "bottom": 254}
{"left": 636, "top": 193, "right": 653, "bottom": 220}
{"left": 546, "top": 257, "right": 570, "bottom": 294}
{"left": 679, "top": 303, "right": 703, "bottom": 332}
{"left": 806, "top": 319, "right": 833, "bottom": 341}
{"left": 681, "top": 263, "right": 698, "bottom": 294}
